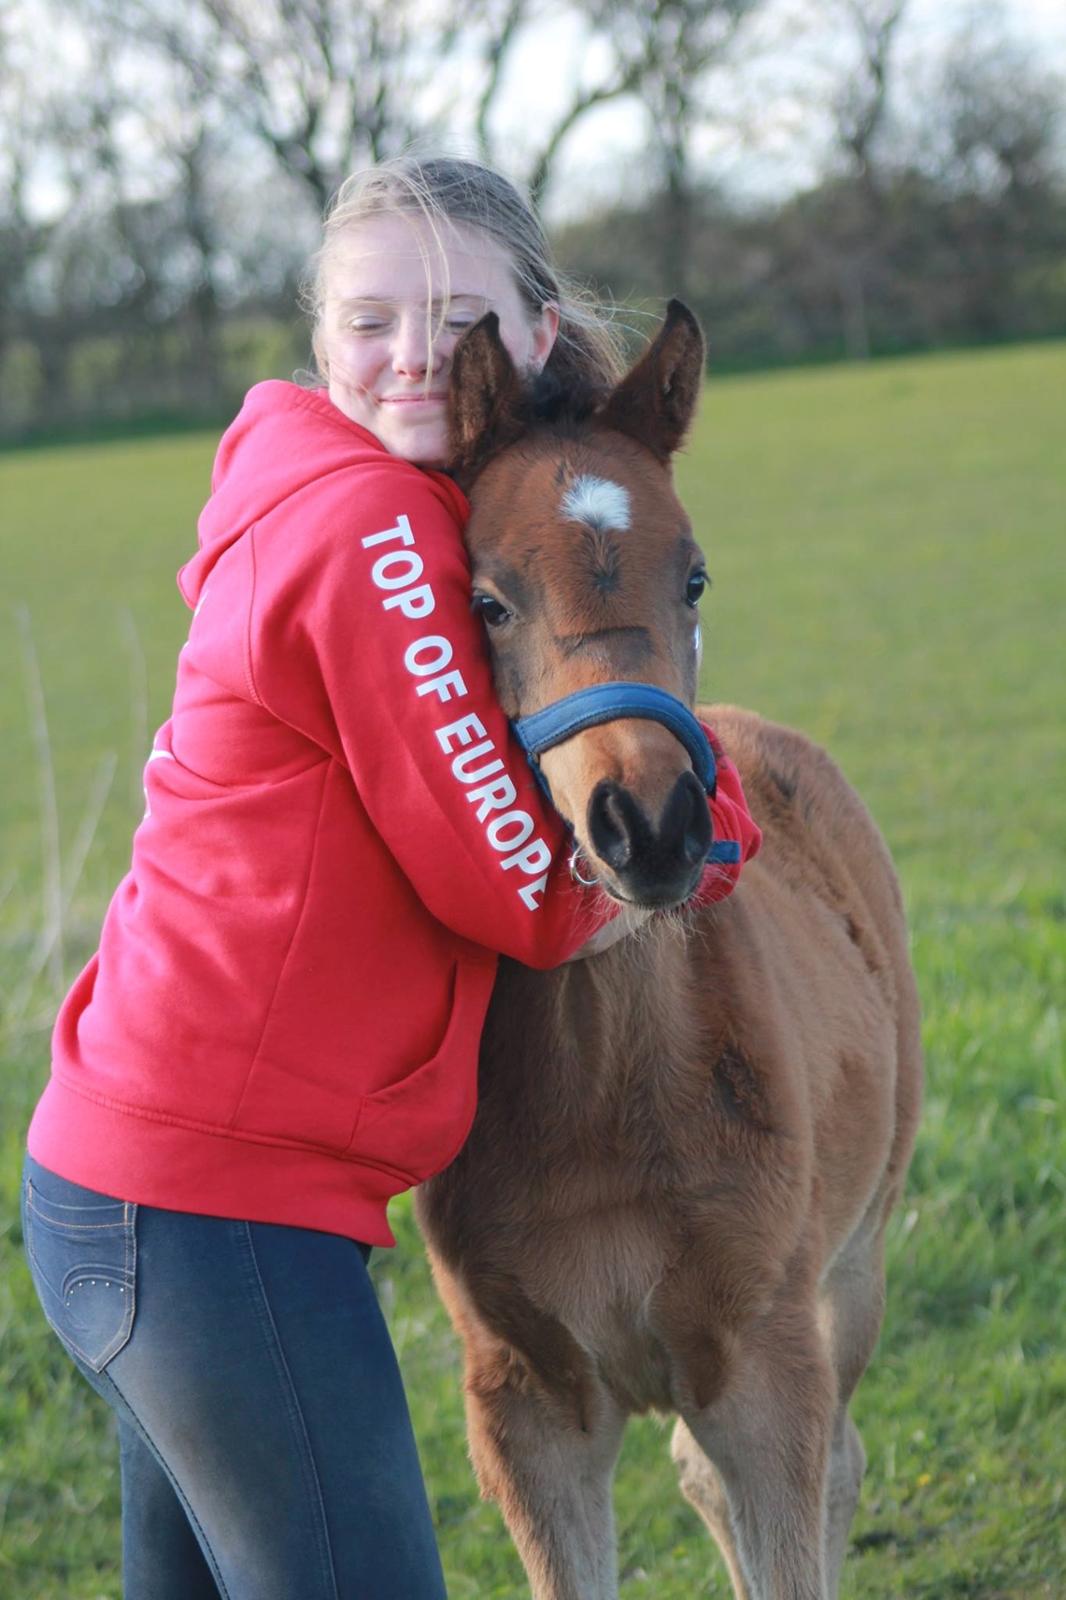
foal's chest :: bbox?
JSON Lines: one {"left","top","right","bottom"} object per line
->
{"left": 457, "top": 941, "right": 776, "bottom": 1413}
{"left": 511, "top": 1198, "right": 685, "bottom": 1411}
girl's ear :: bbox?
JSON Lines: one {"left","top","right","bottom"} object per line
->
{"left": 597, "top": 299, "right": 706, "bottom": 463}
{"left": 447, "top": 313, "right": 529, "bottom": 490}
{"left": 531, "top": 302, "right": 561, "bottom": 374}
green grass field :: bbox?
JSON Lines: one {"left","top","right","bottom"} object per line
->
{"left": 2, "top": 342, "right": 1064, "bottom": 1597}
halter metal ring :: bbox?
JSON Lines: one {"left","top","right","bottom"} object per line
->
{"left": 568, "top": 848, "right": 600, "bottom": 888}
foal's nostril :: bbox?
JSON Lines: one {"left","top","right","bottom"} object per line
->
{"left": 665, "top": 769, "right": 712, "bottom": 868}
{"left": 587, "top": 781, "right": 645, "bottom": 873}
{"left": 586, "top": 770, "right": 710, "bottom": 893}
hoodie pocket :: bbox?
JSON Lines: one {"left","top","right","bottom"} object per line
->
{"left": 345, "top": 960, "right": 492, "bottom": 1183}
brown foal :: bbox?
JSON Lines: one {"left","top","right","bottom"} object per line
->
{"left": 416, "top": 302, "right": 922, "bottom": 1600}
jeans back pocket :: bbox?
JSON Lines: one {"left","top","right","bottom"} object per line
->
{"left": 22, "top": 1158, "right": 137, "bottom": 1374}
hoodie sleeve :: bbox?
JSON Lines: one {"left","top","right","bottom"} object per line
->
{"left": 248, "top": 462, "right": 613, "bottom": 967}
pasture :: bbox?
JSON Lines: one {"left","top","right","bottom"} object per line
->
{"left": 1, "top": 340, "right": 1064, "bottom": 1598}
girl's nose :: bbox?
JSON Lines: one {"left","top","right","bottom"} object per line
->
{"left": 392, "top": 313, "right": 449, "bottom": 378}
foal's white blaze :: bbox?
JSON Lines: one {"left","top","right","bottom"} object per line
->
{"left": 561, "top": 475, "right": 631, "bottom": 532}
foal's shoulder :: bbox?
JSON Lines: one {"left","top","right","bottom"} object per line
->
{"left": 698, "top": 703, "right": 895, "bottom": 893}
{"left": 697, "top": 703, "right": 828, "bottom": 810}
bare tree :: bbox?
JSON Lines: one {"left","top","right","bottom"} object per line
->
{"left": 471, "top": 0, "right": 761, "bottom": 300}
{"left": 618, "top": 0, "right": 758, "bottom": 298}
{"left": 832, "top": 0, "right": 906, "bottom": 188}
{"left": 818, "top": 0, "right": 909, "bottom": 356}
{"left": 0, "top": 11, "right": 60, "bottom": 410}
{"left": 515, "top": 0, "right": 761, "bottom": 216}
{"left": 927, "top": 21, "right": 1066, "bottom": 340}
{"left": 474, "top": 0, "right": 535, "bottom": 162}
{"left": 77, "top": 0, "right": 470, "bottom": 210}
{"left": 468, "top": 0, "right": 653, "bottom": 205}
{"left": 938, "top": 25, "right": 1063, "bottom": 195}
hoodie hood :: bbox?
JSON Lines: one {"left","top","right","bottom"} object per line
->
{"left": 179, "top": 381, "right": 466, "bottom": 607}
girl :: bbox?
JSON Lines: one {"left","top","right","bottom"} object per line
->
{"left": 22, "top": 156, "right": 760, "bottom": 1599}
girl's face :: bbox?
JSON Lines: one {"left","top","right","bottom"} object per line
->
{"left": 319, "top": 213, "right": 559, "bottom": 467}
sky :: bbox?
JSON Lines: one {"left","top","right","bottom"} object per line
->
{"left": 14, "top": 0, "right": 1066, "bottom": 225}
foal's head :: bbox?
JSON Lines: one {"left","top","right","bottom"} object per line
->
{"left": 449, "top": 301, "right": 712, "bottom": 908}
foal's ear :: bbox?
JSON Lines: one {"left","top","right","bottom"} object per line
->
{"left": 447, "top": 312, "right": 528, "bottom": 490}
{"left": 598, "top": 299, "right": 706, "bottom": 463}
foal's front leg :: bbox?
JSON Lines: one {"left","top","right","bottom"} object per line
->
{"left": 463, "top": 1358, "right": 626, "bottom": 1600}
{"left": 673, "top": 1313, "right": 836, "bottom": 1600}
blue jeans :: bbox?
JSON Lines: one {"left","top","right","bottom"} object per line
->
{"left": 21, "top": 1155, "right": 448, "bottom": 1599}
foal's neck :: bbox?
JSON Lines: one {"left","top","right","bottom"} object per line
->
{"left": 494, "top": 915, "right": 706, "bottom": 1118}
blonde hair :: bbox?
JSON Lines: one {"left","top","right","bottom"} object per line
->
{"left": 306, "top": 155, "right": 627, "bottom": 396}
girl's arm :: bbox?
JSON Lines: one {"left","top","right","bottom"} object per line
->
{"left": 248, "top": 466, "right": 613, "bottom": 967}
{"left": 248, "top": 468, "right": 759, "bottom": 965}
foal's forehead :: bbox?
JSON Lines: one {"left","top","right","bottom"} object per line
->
{"left": 537, "top": 435, "right": 689, "bottom": 534}
{"left": 560, "top": 474, "right": 632, "bottom": 533}
{"left": 466, "top": 432, "right": 695, "bottom": 567}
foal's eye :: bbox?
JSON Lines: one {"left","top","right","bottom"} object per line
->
{"left": 473, "top": 593, "right": 513, "bottom": 628}
{"left": 684, "top": 570, "right": 708, "bottom": 607}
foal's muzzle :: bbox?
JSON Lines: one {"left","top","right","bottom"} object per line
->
{"left": 586, "top": 769, "right": 711, "bottom": 905}
{"left": 513, "top": 681, "right": 737, "bottom": 904}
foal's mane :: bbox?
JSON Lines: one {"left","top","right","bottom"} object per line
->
{"left": 447, "top": 364, "right": 612, "bottom": 491}
{"left": 525, "top": 370, "right": 609, "bottom": 431}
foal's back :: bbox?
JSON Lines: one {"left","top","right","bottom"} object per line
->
{"left": 705, "top": 704, "right": 922, "bottom": 1253}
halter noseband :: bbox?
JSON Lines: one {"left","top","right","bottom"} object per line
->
{"left": 513, "top": 676, "right": 722, "bottom": 793}
{"left": 513, "top": 683, "right": 742, "bottom": 868}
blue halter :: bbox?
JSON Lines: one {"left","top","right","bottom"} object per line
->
{"left": 513, "top": 683, "right": 741, "bottom": 866}
{"left": 514, "top": 682, "right": 716, "bottom": 795}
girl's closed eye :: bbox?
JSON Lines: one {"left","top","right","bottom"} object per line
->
{"left": 436, "top": 297, "right": 486, "bottom": 334}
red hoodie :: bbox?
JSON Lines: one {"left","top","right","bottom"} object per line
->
{"left": 28, "top": 382, "right": 762, "bottom": 1246}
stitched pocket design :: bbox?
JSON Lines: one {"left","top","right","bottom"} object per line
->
{"left": 24, "top": 1179, "right": 137, "bottom": 1373}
